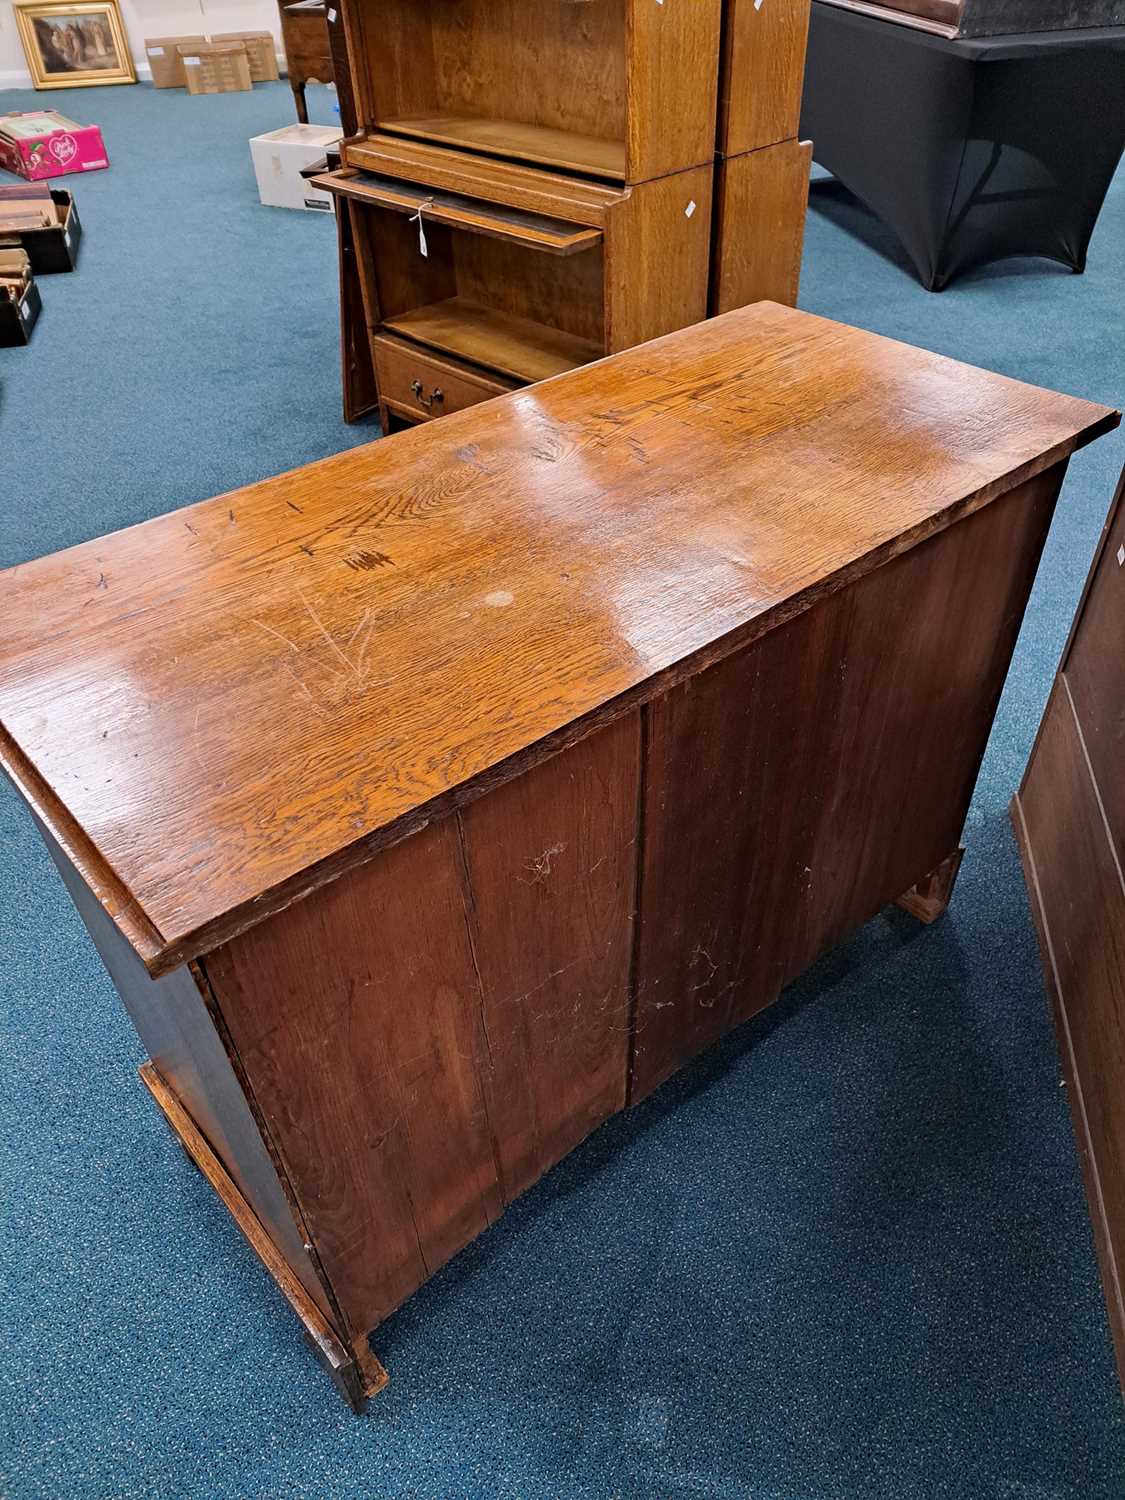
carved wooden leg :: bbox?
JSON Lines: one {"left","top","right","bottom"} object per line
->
{"left": 292, "top": 80, "right": 308, "bottom": 124}
{"left": 895, "top": 848, "right": 965, "bottom": 924}
{"left": 139, "top": 1062, "right": 388, "bottom": 1412}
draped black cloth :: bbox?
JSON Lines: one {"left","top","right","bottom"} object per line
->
{"left": 800, "top": 5, "right": 1125, "bottom": 290}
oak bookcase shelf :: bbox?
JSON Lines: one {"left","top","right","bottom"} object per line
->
{"left": 326, "top": 0, "right": 814, "bottom": 429}
{"left": 383, "top": 297, "right": 601, "bottom": 384}
{"left": 378, "top": 114, "right": 628, "bottom": 182}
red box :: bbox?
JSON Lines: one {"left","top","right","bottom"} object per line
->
{"left": 0, "top": 111, "right": 109, "bottom": 182}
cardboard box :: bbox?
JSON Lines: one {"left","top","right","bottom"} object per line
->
{"left": 0, "top": 190, "right": 82, "bottom": 274}
{"left": 210, "top": 32, "right": 280, "bottom": 82}
{"left": 0, "top": 250, "right": 41, "bottom": 348}
{"left": 179, "top": 43, "right": 253, "bottom": 95}
{"left": 145, "top": 36, "right": 208, "bottom": 89}
{"left": 0, "top": 111, "right": 109, "bottom": 181}
{"left": 250, "top": 124, "right": 343, "bottom": 211}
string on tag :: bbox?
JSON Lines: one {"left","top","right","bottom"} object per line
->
{"left": 409, "top": 196, "right": 434, "bottom": 258}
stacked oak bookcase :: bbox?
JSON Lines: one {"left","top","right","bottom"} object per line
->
{"left": 316, "top": 0, "right": 811, "bottom": 430}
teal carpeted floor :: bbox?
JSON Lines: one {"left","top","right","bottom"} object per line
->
{"left": 1, "top": 80, "right": 1123, "bottom": 1500}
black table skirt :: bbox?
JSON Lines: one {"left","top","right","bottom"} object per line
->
{"left": 800, "top": 5, "right": 1125, "bottom": 289}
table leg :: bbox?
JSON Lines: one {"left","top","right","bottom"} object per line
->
{"left": 895, "top": 848, "right": 965, "bottom": 924}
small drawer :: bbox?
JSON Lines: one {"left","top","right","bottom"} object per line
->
{"left": 372, "top": 333, "right": 517, "bottom": 423}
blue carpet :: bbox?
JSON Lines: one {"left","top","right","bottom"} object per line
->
{"left": 1, "top": 81, "right": 1123, "bottom": 1500}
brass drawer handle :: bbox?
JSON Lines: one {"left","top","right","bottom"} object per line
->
{"left": 411, "top": 380, "right": 444, "bottom": 410}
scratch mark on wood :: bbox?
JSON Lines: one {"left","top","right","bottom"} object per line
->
{"left": 298, "top": 588, "right": 358, "bottom": 680}
{"left": 191, "top": 703, "right": 207, "bottom": 775}
{"left": 346, "top": 608, "right": 372, "bottom": 649}
{"left": 286, "top": 500, "right": 304, "bottom": 514}
{"left": 279, "top": 660, "right": 327, "bottom": 717}
{"left": 520, "top": 842, "right": 566, "bottom": 884}
{"left": 253, "top": 618, "right": 302, "bottom": 655}
{"left": 344, "top": 550, "right": 394, "bottom": 572}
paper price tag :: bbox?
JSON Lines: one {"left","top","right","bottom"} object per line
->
{"left": 1117, "top": 544, "right": 1124, "bottom": 567}
{"left": 410, "top": 198, "right": 433, "bottom": 258}
{"left": 327, "top": 7, "right": 337, "bottom": 19}
{"left": 147, "top": 46, "right": 165, "bottom": 56}
{"left": 183, "top": 56, "right": 200, "bottom": 65}
{"left": 684, "top": 199, "right": 696, "bottom": 218}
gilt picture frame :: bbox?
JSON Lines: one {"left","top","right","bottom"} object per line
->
{"left": 14, "top": 0, "right": 137, "bottom": 89}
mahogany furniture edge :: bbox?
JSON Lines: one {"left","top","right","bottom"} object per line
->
{"left": 139, "top": 1061, "right": 388, "bottom": 1412}
{"left": 3, "top": 384, "right": 1116, "bottom": 981}
{"left": 1010, "top": 461, "right": 1125, "bottom": 1394}
{"left": 0, "top": 723, "right": 165, "bottom": 967}
{"left": 1010, "top": 786, "right": 1125, "bottom": 1389}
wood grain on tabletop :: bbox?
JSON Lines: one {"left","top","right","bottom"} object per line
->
{"left": 0, "top": 303, "right": 1115, "bottom": 973}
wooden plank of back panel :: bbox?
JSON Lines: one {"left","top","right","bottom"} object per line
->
{"left": 204, "top": 815, "right": 501, "bottom": 1335}
{"left": 632, "top": 465, "right": 1063, "bottom": 1099}
{"left": 457, "top": 711, "right": 639, "bottom": 1202}
{"left": 0, "top": 306, "right": 1113, "bottom": 974}
{"left": 205, "top": 719, "right": 638, "bottom": 1335}
{"left": 1015, "top": 683, "right": 1125, "bottom": 1382}
{"left": 718, "top": 0, "right": 812, "bottom": 156}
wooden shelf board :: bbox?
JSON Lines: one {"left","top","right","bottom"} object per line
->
{"left": 382, "top": 297, "right": 601, "bottom": 385}
{"left": 378, "top": 114, "right": 627, "bottom": 182}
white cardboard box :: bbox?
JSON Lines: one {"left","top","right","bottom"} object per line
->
{"left": 249, "top": 124, "right": 343, "bottom": 212}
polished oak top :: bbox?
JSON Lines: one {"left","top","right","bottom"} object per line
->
{"left": 0, "top": 303, "right": 1116, "bottom": 971}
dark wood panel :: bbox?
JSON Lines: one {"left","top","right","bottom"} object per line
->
{"left": 33, "top": 815, "right": 337, "bottom": 1325}
{"left": 205, "top": 717, "right": 640, "bottom": 1335}
{"left": 337, "top": 199, "right": 379, "bottom": 424}
{"left": 0, "top": 305, "right": 1114, "bottom": 975}
{"left": 205, "top": 814, "right": 502, "bottom": 1335}
{"left": 1061, "top": 471, "right": 1124, "bottom": 870}
{"left": 633, "top": 464, "right": 1064, "bottom": 1099}
{"left": 1014, "top": 683, "right": 1125, "bottom": 1390}
{"left": 457, "top": 711, "right": 639, "bottom": 1202}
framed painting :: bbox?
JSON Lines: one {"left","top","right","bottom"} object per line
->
{"left": 14, "top": 0, "right": 137, "bottom": 89}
